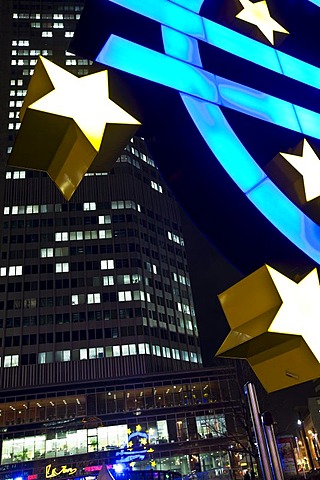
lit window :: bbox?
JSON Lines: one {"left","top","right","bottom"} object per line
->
{"left": 122, "top": 345, "right": 129, "bottom": 356}
{"left": 55, "top": 262, "right": 69, "bottom": 273}
{"left": 133, "top": 291, "right": 145, "bottom": 301}
{"left": 101, "top": 259, "right": 114, "bottom": 270}
{"left": 80, "top": 349, "right": 87, "bottom": 360}
{"left": 4, "top": 355, "right": 19, "bottom": 368}
{"left": 8, "top": 265, "right": 22, "bottom": 276}
{"left": 72, "top": 294, "right": 85, "bottom": 305}
{"left": 118, "top": 291, "right": 132, "bottom": 302}
{"left": 38, "top": 352, "right": 53, "bottom": 364}
{"left": 113, "top": 346, "right": 120, "bottom": 357}
{"left": 70, "top": 231, "right": 83, "bottom": 240}
{"left": 40, "top": 248, "right": 53, "bottom": 258}
{"left": 89, "top": 347, "right": 103, "bottom": 359}
{"left": 83, "top": 202, "right": 96, "bottom": 211}
{"left": 55, "top": 232, "right": 69, "bottom": 241}
{"left": 56, "top": 350, "right": 71, "bottom": 362}
{"left": 103, "top": 276, "right": 114, "bottom": 286}
{"left": 87, "top": 293, "right": 101, "bottom": 304}
{"left": 99, "top": 215, "right": 111, "bottom": 224}
{"left": 26, "top": 205, "right": 39, "bottom": 214}
{"left": 99, "top": 230, "right": 112, "bottom": 239}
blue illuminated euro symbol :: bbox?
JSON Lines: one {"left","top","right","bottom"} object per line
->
{"left": 83, "top": 0, "right": 320, "bottom": 265}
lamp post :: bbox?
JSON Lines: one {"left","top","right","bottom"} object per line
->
{"left": 297, "top": 416, "right": 315, "bottom": 471}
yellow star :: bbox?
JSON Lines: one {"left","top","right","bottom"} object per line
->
{"left": 280, "top": 139, "right": 320, "bottom": 202}
{"left": 147, "top": 448, "right": 154, "bottom": 453}
{"left": 127, "top": 428, "right": 132, "bottom": 435}
{"left": 140, "top": 438, "right": 148, "bottom": 446}
{"left": 151, "top": 461, "right": 156, "bottom": 468}
{"left": 216, "top": 265, "right": 320, "bottom": 392}
{"left": 136, "top": 425, "right": 142, "bottom": 432}
{"left": 8, "top": 56, "right": 140, "bottom": 200}
{"left": 236, "top": 0, "right": 289, "bottom": 44}
{"left": 127, "top": 441, "right": 133, "bottom": 448}
{"left": 268, "top": 267, "right": 320, "bottom": 362}
{"left": 129, "top": 462, "right": 136, "bottom": 468}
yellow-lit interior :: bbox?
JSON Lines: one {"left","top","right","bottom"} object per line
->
{"left": 268, "top": 266, "right": 320, "bottom": 362}
{"left": 280, "top": 139, "right": 320, "bottom": 202}
{"left": 236, "top": 0, "right": 289, "bottom": 44}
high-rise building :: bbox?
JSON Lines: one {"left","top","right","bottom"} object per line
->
{"left": 0, "top": 2, "right": 250, "bottom": 479}
{"left": 0, "top": 0, "right": 203, "bottom": 388}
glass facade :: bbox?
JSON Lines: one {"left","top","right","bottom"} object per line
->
{"left": 0, "top": 368, "right": 251, "bottom": 478}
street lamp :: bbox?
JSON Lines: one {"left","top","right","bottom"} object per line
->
{"left": 297, "top": 416, "right": 315, "bottom": 471}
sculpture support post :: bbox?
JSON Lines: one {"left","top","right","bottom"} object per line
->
{"left": 244, "top": 383, "right": 274, "bottom": 480}
{"left": 262, "top": 412, "right": 285, "bottom": 480}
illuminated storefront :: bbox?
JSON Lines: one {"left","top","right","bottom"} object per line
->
{"left": 0, "top": 368, "right": 250, "bottom": 480}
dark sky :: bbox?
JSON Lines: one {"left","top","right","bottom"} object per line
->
{"left": 181, "top": 209, "right": 243, "bottom": 365}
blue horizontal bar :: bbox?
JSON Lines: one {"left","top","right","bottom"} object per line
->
{"left": 97, "top": 35, "right": 320, "bottom": 142}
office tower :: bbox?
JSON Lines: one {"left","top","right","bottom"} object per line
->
{"left": 0, "top": 0, "right": 203, "bottom": 389}
{"left": 0, "top": 2, "right": 249, "bottom": 479}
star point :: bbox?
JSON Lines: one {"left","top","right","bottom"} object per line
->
{"left": 280, "top": 139, "right": 320, "bottom": 202}
{"left": 236, "top": 0, "right": 289, "bottom": 44}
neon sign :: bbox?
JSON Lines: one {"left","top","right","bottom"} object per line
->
{"left": 45, "top": 464, "right": 77, "bottom": 478}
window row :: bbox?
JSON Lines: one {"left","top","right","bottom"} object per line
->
{"left": 12, "top": 12, "right": 81, "bottom": 19}
{"left": 55, "top": 230, "right": 112, "bottom": 241}
{"left": 0, "top": 344, "right": 199, "bottom": 368}
{"left": 0, "top": 266, "right": 23, "bottom": 277}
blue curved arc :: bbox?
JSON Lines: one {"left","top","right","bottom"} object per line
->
{"left": 161, "top": 23, "right": 320, "bottom": 264}
{"left": 181, "top": 93, "right": 320, "bottom": 264}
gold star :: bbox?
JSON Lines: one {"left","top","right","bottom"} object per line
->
{"left": 216, "top": 265, "right": 320, "bottom": 392}
{"left": 236, "top": 0, "right": 288, "bottom": 44}
{"left": 127, "top": 428, "right": 132, "bottom": 435}
{"left": 136, "top": 424, "right": 142, "bottom": 432}
{"left": 151, "top": 461, "right": 156, "bottom": 467}
{"left": 8, "top": 56, "right": 140, "bottom": 200}
{"left": 140, "top": 438, "right": 148, "bottom": 446}
{"left": 280, "top": 139, "right": 320, "bottom": 202}
{"left": 268, "top": 267, "right": 320, "bottom": 362}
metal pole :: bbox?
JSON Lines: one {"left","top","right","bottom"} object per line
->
{"left": 262, "top": 416, "right": 284, "bottom": 480}
{"left": 244, "top": 383, "right": 274, "bottom": 480}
